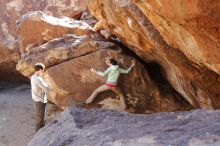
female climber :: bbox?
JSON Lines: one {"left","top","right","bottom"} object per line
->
{"left": 85, "top": 57, "right": 135, "bottom": 109}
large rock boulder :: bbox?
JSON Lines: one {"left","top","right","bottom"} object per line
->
{"left": 17, "top": 11, "right": 94, "bottom": 54}
{"left": 88, "top": 0, "right": 220, "bottom": 109}
{"left": 16, "top": 33, "right": 105, "bottom": 77}
{"left": 16, "top": 32, "right": 192, "bottom": 113}
{"left": 28, "top": 108, "right": 220, "bottom": 146}
{"left": 0, "top": 0, "right": 88, "bottom": 81}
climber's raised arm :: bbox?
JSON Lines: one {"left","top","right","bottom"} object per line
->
{"left": 90, "top": 67, "right": 111, "bottom": 76}
{"left": 119, "top": 60, "right": 135, "bottom": 74}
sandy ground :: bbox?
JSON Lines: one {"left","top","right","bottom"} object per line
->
{"left": 0, "top": 82, "right": 34, "bottom": 146}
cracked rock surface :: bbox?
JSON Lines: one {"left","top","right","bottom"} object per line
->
{"left": 28, "top": 108, "right": 220, "bottom": 146}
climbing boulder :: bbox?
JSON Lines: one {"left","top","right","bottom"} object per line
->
{"left": 88, "top": 0, "right": 220, "bottom": 109}
{"left": 16, "top": 32, "right": 192, "bottom": 113}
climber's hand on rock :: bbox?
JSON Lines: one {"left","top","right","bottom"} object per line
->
{"left": 131, "top": 60, "right": 136, "bottom": 67}
{"left": 90, "top": 68, "right": 96, "bottom": 73}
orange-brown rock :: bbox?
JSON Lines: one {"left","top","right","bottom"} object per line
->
{"left": 16, "top": 33, "right": 192, "bottom": 113}
{"left": 0, "top": 0, "right": 88, "bottom": 81}
{"left": 16, "top": 33, "right": 113, "bottom": 77}
{"left": 17, "top": 11, "right": 94, "bottom": 54}
{"left": 80, "top": 10, "right": 98, "bottom": 27}
{"left": 88, "top": 0, "right": 220, "bottom": 109}
{"left": 0, "top": 44, "right": 26, "bottom": 81}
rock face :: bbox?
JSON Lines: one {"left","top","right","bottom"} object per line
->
{"left": 17, "top": 11, "right": 94, "bottom": 54}
{"left": 88, "top": 0, "right": 220, "bottom": 109}
{"left": 0, "top": 0, "right": 88, "bottom": 81}
{"left": 16, "top": 12, "right": 192, "bottom": 112}
{"left": 17, "top": 30, "right": 192, "bottom": 112}
{"left": 0, "top": 45, "right": 24, "bottom": 81}
{"left": 28, "top": 108, "right": 220, "bottom": 146}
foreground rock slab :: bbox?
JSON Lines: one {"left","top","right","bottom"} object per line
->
{"left": 28, "top": 108, "right": 220, "bottom": 146}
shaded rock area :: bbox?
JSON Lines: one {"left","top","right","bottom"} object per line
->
{"left": 28, "top": 108, "right": 220, "bottom": 146}
{"left": 0, "top": 45, "right": 27, "bottom": 81}
{"left": 0, "top": 0, "right": 88, "bottom": 81}
{"left": 88, "top": 0, "right": 220, "bottom": 109}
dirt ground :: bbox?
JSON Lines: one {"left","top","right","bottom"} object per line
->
{"left": 0, "top": 81, "right": 62, "bottom": 146}
{"left": 0, "top": 82, "right": 34, "bottom": 146}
